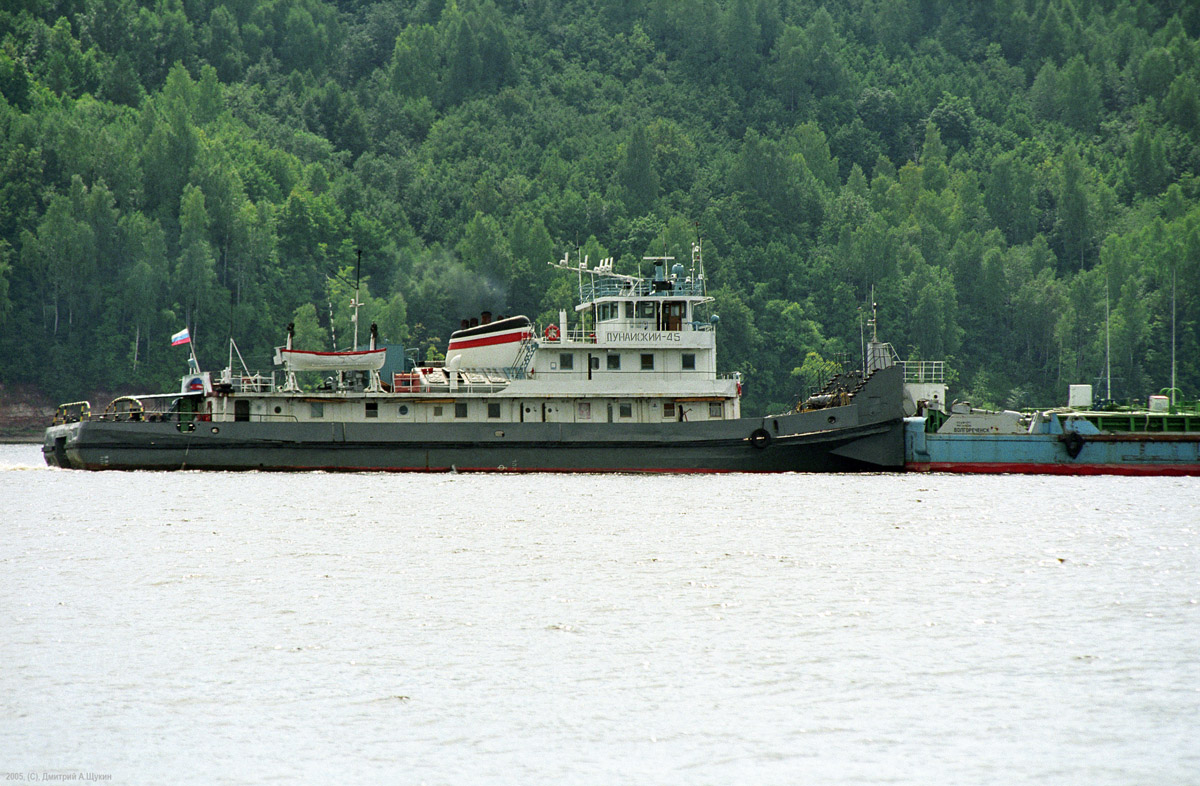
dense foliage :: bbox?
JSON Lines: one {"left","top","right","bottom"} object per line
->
{"left": 2, "top": 0, "right": 1198, "bottom": 413}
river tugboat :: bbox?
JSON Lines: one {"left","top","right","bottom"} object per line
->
{"left": 44, "top": 244, "right": 905, "bottom": 472}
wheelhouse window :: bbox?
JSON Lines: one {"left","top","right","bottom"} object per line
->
{"left": 636, "top": 301, "right": 656, "bottom": 320}
{"left": 641, "top": 353, "right": 654, "bottom": 370}
{"left": 455, "top": 403, "right": 468, "bottom": 418}
{"left": 559, "top": 353, "right": 574, "bottom": 370}
{"left": 487, "top": 402, "right": 501, "bottom": 418}
{"left": 682, "top": 353, "right": 696, "bottom": 370}
{"left": 607, "top": 354, "right": 620, "bottom": 370}
{"left": 597, "top": 302, "right": 618, "bottom": 321}
{"left": 365, "top": 402, "right": 378, "bottom": 418}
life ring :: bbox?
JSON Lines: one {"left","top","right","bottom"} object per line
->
{"left": 750, "top": 428, "right": 772, "bottom": 449}
{"left": 544, "top": 324, "right": 560, "bottom": 341}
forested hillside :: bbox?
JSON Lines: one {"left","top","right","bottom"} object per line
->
{"left": 1, "top": 0, "right": 1198, "bottom": 414}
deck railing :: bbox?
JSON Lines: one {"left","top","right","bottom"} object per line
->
{"left": 218, "top": 371, "right": 277, "bottom": 392}
{"left": 581, "top": 278, "right": 705, "bottom": 301}
{"left": 901, "top": 360, "right": 945, "bottom": 384}
{"left": 53, "top": 401, "right": 91, "bottom": 424}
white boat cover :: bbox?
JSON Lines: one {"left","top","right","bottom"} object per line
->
{"left": 276, "top": 347, "right": 386, "bottom": 371}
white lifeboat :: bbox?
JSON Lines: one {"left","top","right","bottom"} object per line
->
{"left": 274, "top": 347, "right": 387, "bottom": 372}
{"left": 446, "top": 315, "right": 532, "bottom": 368}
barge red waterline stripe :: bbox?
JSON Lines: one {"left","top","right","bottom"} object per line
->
{"left": 908, "top": 462, "right": 1200, "bottom": 476}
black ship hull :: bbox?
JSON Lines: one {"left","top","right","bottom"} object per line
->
{"left": 44, "top": 368, "right": 904, "bottom": 473}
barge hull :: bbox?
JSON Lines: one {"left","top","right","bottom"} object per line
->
{"left": 904, "top": 418, "right": 1200, "bottom": 476}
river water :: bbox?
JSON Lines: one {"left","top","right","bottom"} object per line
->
{"left": 2, "top": 442, "right": 1198, "bottom": 784}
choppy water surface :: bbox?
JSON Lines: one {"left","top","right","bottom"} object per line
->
{"left": 2, "top": 443, "right": 1198, "bottom": 784}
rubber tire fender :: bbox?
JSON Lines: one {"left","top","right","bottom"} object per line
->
{"left": 1063, "top": 430, "right": 1085, "bottom": 459}
{"left": 750, "top": 428, "right": 772, "bottom": 449}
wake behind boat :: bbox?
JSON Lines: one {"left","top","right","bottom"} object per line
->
{"left": 44, "top": 243, "right": 906, "bottom": 472}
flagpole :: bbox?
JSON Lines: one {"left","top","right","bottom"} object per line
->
{"left": 189, "top": 325, "right": 200, "bottom": 373}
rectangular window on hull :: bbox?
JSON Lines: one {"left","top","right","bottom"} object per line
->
{"left": 455, "top": 403, "right": 468, "bottom": 418}
{"left": 310, "top": 402, "right": 324, "bottom": 418}
{"left": 641, "top": 353, "right": 654, "bottom": 370}
{"left": 607, "top": 354, "right": 620, "bottom": 370}
{"left": 578, "top": 402, "right": 591, "bottom": 419}
{"left": 365, "top": 402, "right": 378, "bottom": 418}
{"left": 709, "top": 402, "right": 723, "bottom": 419}
{"left": 559, "top": 353, "right": 573, "bottom": 370}
{"left": 619, "top": 402, "right": 632, "bottom": 418}
{"left": 663, "top": 402, "right": 675, "bottom": 419}
{"left": 682, "top": 353, "right": 696, "bottom": 370}
{"left": 433, "top": 405, "right": 444, "bottom": 417}
{"left": 488, "top": 402, "right": 501, "bottom": 418}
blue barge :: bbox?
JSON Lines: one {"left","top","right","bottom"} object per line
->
{"left": 904, "top": 402, "right": 1200, "bottom": 476}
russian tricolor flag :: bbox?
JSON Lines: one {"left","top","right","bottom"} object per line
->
{"left": 170, "top": 327, "right": 191, "bottom": 346}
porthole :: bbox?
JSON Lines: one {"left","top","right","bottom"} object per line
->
{"left": 399, "top": 405, "right": 409, "bottom": 415}
{"left": 211, "top": 426, "right": 219, "bottom": 434}
{"left": 827, "top": 416, "right": 837, "bottom": 424}
{"left": 274, "top": 406, "right": 282, "bottom": 414}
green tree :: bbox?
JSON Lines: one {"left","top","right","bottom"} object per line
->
{"left": 1057, "top": 55, "right": 1100, "bottom": 132}
{"left": 619, "top": 125, "right": 659, "bottom": 215}
{"left": 721, "top": 0, "right": 761, "bottom": 89}
{"left": 175, "top": 184, "right": 218, "bottom": 335}
{"left": 1125, "top": 126, "right": 1171, "bottom": 198}
{"left": 803, "top": 8, "right": 847, "bottom": 98}
{"left": 141, "top": 64, "right": 199, "bottom": 217}
{"left": 390, "top": 24, "right": 439, "bottom": 100}
{"left": 985, "top": 152, "right": 1036, "bottom": 245}
{"left": 457, "top": 211, "right": 512, "bottom": 285}
{"left": 905, "top": 259, "right": 962, "bottom": 360}
{"left": 1164, "top": 74, "right": 1200, "bottom": 136}
{"left": 23, "top": 188, "right": 95, "bottom": 335}
{"left": 0, "top": 48, "right": 33, "bottom": 111}
{"left": 919, "top": 123, "right": 949, "bottom": 193}
{"left": 43, "top": 17, "right": 96, "bottom": 97}
{"left": 1054, "top": 147, "right": 1093, "bottom": 271}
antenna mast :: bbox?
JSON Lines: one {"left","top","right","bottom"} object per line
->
{"left": 1171, "top": 261, "right": 1177, "bottom": 409}
{"left": 350, "top": 248, "right": 363, "bottom": 351}
{"left": 1105, "top": 280, "right": 1112, "bottom": 401}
